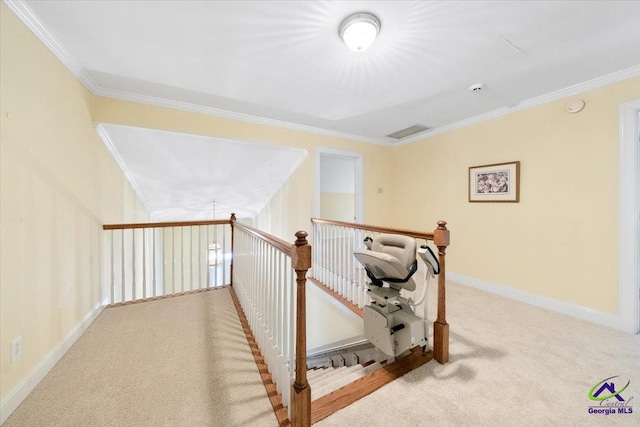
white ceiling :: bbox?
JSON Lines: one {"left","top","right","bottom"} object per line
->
{"left": 7, "top": 1, "right": 640, "bottom": 221}
{"left": 14, "top": 0, "right": 640, "bottom": 143}
{"left": 98, "top": 124, "right": 307, "bottom": 221}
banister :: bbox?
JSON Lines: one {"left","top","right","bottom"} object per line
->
{"left": 311, "top": 218, "right": 435, "bottom": 241}
{"left": 233, "top": 222, "right": 292, "bottom": 256}
{"left": 232, "top": 224, "right": 311, "bottom": 425}
{"left": 103, "top": 219, "right": 231, "bottom": 230}
{"left": 102, "top": 217, "right": 233, "bottom": 305}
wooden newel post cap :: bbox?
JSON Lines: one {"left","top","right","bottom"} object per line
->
{"left": 292, "top": 231, "right": 311, "bottom": 271}
{"left": 295, "top": 230, "right": 308, "bottom": 246}
{"left": 434, "top": 220, "right": 450, "bottom": 247}
{"left": 230, "top": 213, "right": 236, "bottom": 222}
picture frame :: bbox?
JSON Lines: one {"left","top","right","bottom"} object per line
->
{"left": 469, "top": 161, "right": 520, "bottom": 202}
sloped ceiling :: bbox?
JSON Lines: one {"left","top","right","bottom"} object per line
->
{"left": 98, "top": 124, "right": 307, "bottom": 221}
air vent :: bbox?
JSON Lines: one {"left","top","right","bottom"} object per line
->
{"left": 386, "top": 124, "right": 432, "bottom": 140}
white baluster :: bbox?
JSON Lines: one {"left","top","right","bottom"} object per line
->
{"left": 142, "top": 228, "right": 147, "bottom": 299}
{"left": 222, "top": 225, "right": 227, "bottom": 286}
{"left": 121, "top": 229, "right": 125, "bottom": 304}
{"left": 109, "top": 230, "right": 114, "bottom": 305}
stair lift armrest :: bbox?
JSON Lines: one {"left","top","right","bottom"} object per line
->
{"left": 409, "top": 245, "right": 439, "bottom": 309}
{"left": 363, "top": 236, "right": 373, "bottom": 250}
{"left": 418, "top": 245, "right": 439, "bottom": 276}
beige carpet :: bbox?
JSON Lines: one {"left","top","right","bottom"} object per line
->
{"left": 317, "top": 281, "right": 640, "bottom": 427}
{"left": 3, "top": 289, "right": 278, "bottom": 427}
{"left": 4, "top": 282, "right": 640, "bottom": 426}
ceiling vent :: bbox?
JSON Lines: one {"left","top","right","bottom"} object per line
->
{"left": 386, "top": 124, "right": 432, "bottom": 140}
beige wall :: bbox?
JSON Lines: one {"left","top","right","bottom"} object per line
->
{"left": 393, "top": 76, "right": 640, "bottom": 314}
{"left": 0, "top": 4, "right": 148, "bottom": 400}
{"left": 320, "top": 193, "right": 355, "bottom": 222}
{"left": 92, "top": 98, "right": 395, "bottom": 242}
{"left": 1, "top": 0, "right": 637, "bottom": 408}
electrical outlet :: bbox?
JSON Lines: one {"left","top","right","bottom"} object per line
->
{"left": 10, "top": 336, "right": 22, "bottom": 363}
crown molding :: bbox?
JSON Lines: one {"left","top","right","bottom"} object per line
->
{"left": 92, "top": 86, "right": 394, "bottom": 146}
{"left": 397, "top": 64, "right": 640, "bottom": 146}
{"left": 3, "top": 0, "right": 99, "bottom": 92}
{"left": 6, "top": 0, "right": 640, "bottom": 148}
{"left": 4, "top": 0, "right": 391, "bottom": 146}
{"left": 95, "top": 124, "right": 151, "bottom": 215}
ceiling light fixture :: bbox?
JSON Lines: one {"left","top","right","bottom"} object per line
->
{"left": 339, "top": 13, "right": 381, "bottom": 52}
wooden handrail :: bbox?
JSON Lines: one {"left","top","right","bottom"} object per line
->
{"left": 311, "top": 218, "right": 435, "bottom": 241}
{"left": 103, "top": 219, "right": 232, "bottom": 230}
{"left": 233, "top": 222, "right": 292, "bottom": 256}
{"left": 232, "top": 225, "right": 312, "bottom": 425}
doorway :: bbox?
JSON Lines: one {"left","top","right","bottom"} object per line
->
{"left": 316, "top": 148, "right": 363, "bottom": 223}
{"left": 619, "top": 100, "right": 640, "bottom": 334}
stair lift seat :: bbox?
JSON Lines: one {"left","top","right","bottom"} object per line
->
{"left": 354, "top": 234, "right": 438, "bottom": 359}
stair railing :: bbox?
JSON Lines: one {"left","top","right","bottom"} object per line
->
{"left": 232, "top": 219, "right": 311, "bottom": 426}
{"left": 102, "top": 219, "right": 232, "bottom": 305}
{"left": 310, "top": 218, "right": 450, "bottom": 364}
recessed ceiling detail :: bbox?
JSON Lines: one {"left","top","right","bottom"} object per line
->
{"left": 10, "top": 0, "right": 640, "bottom": 143}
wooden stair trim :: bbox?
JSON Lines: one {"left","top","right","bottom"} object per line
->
{"left": 229, "top": 277, "right": 433, "bottom": 425}
{"left": 308, "top": 277, "right": 364, "bottom": 318}
{"left": 107, "top": 286, "right": 230, "bottom": 308}
{"left": 229, "top": 286, "right": 290, "bottom": 426}
{"left": 310, "top": 347, "right": 433, "bottom": 424}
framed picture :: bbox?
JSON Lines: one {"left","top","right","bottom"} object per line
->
{"left": 469, "top": 161, "right": 520, "bottom": 202}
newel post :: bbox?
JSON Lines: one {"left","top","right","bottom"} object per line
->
{"left": 291, "top": 231, "right": 311, "bottom": 427}
{"left": 230, "top": 213, "right": 236, "bottom": 286}
{"left": 433, "top": 220, "right": 450, "bottom": 364}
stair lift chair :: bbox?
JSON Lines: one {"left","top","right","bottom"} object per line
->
{"left": 353, "top": 234, "right": 439, "bottom": 359}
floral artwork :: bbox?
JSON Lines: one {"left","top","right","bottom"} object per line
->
{"left": 475, "top": 170, "right": 509, "bottom": 194}
{"left": 469, "top": 161, "right": 520, "bottom": 202}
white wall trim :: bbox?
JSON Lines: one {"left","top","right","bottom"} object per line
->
{"left": 315, "top": 148, "right": 364, "bottom": 223}
{"left": 93, "top": 86, "right": 392, "bottom": 147}
{"left": 2, "top": 0, "right": 98, "bottom": 92}
{"left": 2, "top": 1, "right": 388, "bottom": 147}
{"left": 0, "top": 295, "right": 109, "bottom": 425}
{"left": 619, "top": 100, "right": 640, "bottom": 334}
{"left": 6, "top": 0, "right": 639, "bottom": 149}
{"left": 95, "top": 124, "right": 151, "bottom": 215}
{"left": 448, "top": 272, "right": 623, "bottom": 331}
{"left": 397, "top": 65, "right": 640, "bottom": 146}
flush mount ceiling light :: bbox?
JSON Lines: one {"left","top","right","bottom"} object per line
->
{"left": 339, "top": 13, "right": 381, "bottom": 52}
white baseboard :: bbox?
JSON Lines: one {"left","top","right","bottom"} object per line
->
{"left": 0, "top": 295, "right": 109, "bottom": 425}
{"left": 447, "top": 272, "right": 624, "bottom": 331}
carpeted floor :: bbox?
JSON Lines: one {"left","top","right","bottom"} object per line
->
{"left": 3, "top": 281, "right": 639, "bottom": 427}
{"left": 317, "top": 281, "right": 640, "bottom": 427}
{"left": 3, "top": 289, "right": 278, "bottom": 427}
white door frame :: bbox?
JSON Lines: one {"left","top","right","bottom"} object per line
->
{"left": 315, "top": 148, "right": 363, "bottom": 223}
{"left": 619, "top": 99, "right": 640, "bottom": 334}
